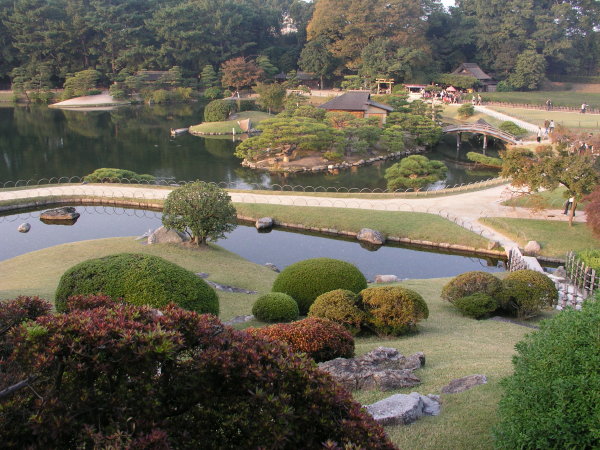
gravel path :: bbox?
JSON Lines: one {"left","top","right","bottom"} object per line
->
{"left": 474, "top": 105, "right": 539, "bottom": 133}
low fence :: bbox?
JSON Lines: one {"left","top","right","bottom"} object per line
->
{"left": 481, "top": 101, "right": 600, "bottom": 116}
{"left": 565, "top": 251, "right": 600, "bottom": 300}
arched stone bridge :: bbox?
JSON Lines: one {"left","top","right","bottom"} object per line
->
{"left": 442, "top": 122, "right": 519, "bottom": 149}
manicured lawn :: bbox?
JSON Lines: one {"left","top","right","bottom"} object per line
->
{"left": 488, "top": 106, "right": 600, "bottom": 131}
{"left": 481, "top": 91, "right": 600, "bottom": 109}
{"left": 442, "top": 104, "right": 508, "bottom": 129}
{"left": 0, "top": 92, "right": 14, "bottom": 102}
{"left": 480, "top": 217, "right": 599, "bottom": 258}
{"left": 235, "top": 203, "right": 491, "bottom": 249}
{"left": 501, "top": 187, "right": 579, "bottom": 210}
{"left": 189, "top": 110, "right": 273, "bottom": 134}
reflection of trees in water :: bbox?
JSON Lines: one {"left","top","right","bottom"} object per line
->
{"left": 61, "top": 110, "right": 107, "bottom": 138}
{"left": 204, "top": 138, "right": 234, "bottom": 158}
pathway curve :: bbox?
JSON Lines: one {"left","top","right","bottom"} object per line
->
{"left": 0, "top": 184, "right": 585, "bottom": 251}
{"left": 474, "top": 105, "right": 539, "bottom": 133}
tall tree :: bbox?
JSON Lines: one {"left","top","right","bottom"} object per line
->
{"left": 220, "top": 57, "right": 264, "bottom": 92}
{"left": 298, "top": 36, "right": 336, "bottom": 89}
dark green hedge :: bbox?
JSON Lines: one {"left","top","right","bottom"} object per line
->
{"left": 55, "top": 253, "right": 218, "bottom": 315}
{"left": 441, "top": 271, "right": 502, "bottom": 304}
{"left": 252, "top": 293, "right": 299, "bottom": 323}
{"left": 454, "top": 293, "right": 498, "bottom": 319}
{"left": 499, "top": 269, "right": 558, "bottom": 318}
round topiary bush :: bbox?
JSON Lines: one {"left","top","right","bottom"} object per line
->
{"left": 204, "top": 99, "right": 234, "bottom": 122}
{"left": 248, "top": 317, "right": 355, "bottom": 363}
{"left": 271, "top": 258, "right": 367, "bottom": 315}
{"left": 252, "top": 293, "right": 299, "bottom": 323}
{"left": 493, "top": 300, "right": 600, "bottom": 449}
{"left": 499, "top": 269, "right": 558, "bottom": 318}
{"left": 360, "top": 286, "right": 429, "bottom": 336}
{"left": 308, "top": 289, "right": 366, "bottom": 335}
{"left": 55, "top": 253, "right": 218, "bottom": 315}
{"left": 441, "top": 271, "right": 502, "bottom": 304}
{"left": 454, "top": 293, "right": 498, "bottom": 319}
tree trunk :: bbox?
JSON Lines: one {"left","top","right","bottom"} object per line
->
{"left": 568, "top": 200, "right": 577, "bottom": 227}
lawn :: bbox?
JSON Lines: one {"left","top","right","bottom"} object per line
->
{"left": 189, "top": 110, "right": 273, "bottom": 134}
{"left": 0, "top": 237, "right": 556, "bottom": 449}
{"left": 480, "top": 217, "right": 599, "bottom": 258}
{"left": 442, "top": 104, "right": 508, "bottom": 129}
{"left": 487, "top": 106, "right": 600, "bottom": 131}
{"left": 501, "top": 187, "right": 574, "bottom": 209}
{"left": 481, "top": 91, "right": 600, "bottom": 109}
{"left": 235, "top": 203, "right": 492, "bottom": 249}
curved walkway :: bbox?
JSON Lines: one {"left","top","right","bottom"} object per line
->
{"left": 0, "top": 184, "right": 585, "bottom": 251}
{"left": 474, "top": 105, "right": 539, "bottom": 133}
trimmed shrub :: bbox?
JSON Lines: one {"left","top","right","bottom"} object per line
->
{"left": 441, "top": 271, "right": 502, "bottom": 304}
{"left": 499, "top": 269, "right": 558, "bottom": 318}
{"left": 204, "top": 99, "right": 234, "bottom": 122}
{"left": 308, "top": 289, "right": 366, "bottom": 335}
{"left": 494, "top": 300, "right": 600, "bottom": 449}
{"left": 0, "top": 302, "right": 394, "bottom": 449}
{"left": 83, "top": 168, "right": 155, "bottom": 183}
{"left": 203, "top": 86, "right": 223, "bottom": 100}
{"left": 457, "top": 103, "right": 475, "bottom": 118}
{"left": 454, "top": 293, "right": 498, "bottom": 319}
{"left": 252, "top": 293, "right": 299, "bottom": 322}
{"left": 54, "top": 253, "right": 218, "bottom": 315}
{"left": 360, "top": 286, "right": 429, "bottom": 336}
{"left": 499, "top": 121, "right": 527, "bottom": 137}
{"left": 248, "top": 317, "right": 355, "bottom": 362}
{"left": 0, "top": 296, "right": 52, "bottom": 358}
{"left": 272, "top": 258, "right": 367, "bottom": 315}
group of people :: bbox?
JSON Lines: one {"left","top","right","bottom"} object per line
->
{"left": 536, "top": 119, "right": 556, "bottom": 142}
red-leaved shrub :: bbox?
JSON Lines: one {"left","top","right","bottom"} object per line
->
{"left": 248, "top": 317, "right": 355, "bottom": 362}
{"left": 0, "top": 297, "right": 392, "bottom": 449}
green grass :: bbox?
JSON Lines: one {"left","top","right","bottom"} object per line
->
{"left": 235, "top": 203, "right": 491, "bottom": 249}
{"left": 481, "top": 91, "right": 600, "bottom": 109}
{"left": 442, "top": 104, "right": 508, "bottom": 130}
{"left": 480, "top": 217, "right": 599, "bottom": 258}
{"left": 189, "top": 111, "right": 274, "bottom": 134}
{"left": 0, "top": 92, "right": 14, "bottom": 102}
{"left": 501, "top": 187, "right": 576, "bottom": 209}
{"left": 488, "top": 106, "right": 600, "bottom": 131}
{"left": 0, "top": 237, "right": 277, "bottom": 321}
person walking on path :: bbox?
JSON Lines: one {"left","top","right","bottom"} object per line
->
{"left": 544, "top": 119, "right": 550, "bottom": 135}
{"left": 549, "top": 120, "right": 555, "bottom": 133}
{"left": 564, "top": 197, "right": 575, "bottom": 216}
{"left": 546, "top": 99, "right": 551, "bottom": 111}
{"left": 581, "top": 103, "right": 587, "bottom": 114}
{"left": 537, "top": 127, "right": 542, "bottom": 143}
{"left": 477, "top": 94, "right": 482, "bottom": 105}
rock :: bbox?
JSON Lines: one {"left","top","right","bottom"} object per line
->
{"left": 224, "top": 315, "right": 255, "bottom": 325}
{"left": 17, "top": 223, "right": 30, "bottom": 233}
{"left": 255, "top": 217, "right": 274, "bottom": 230}
{"left": 441, "top": 374, "right": 487, "bottom": 394}
{"left": 523, "top": 240, "right": 541, "bottom": 256}
{"left": 357, "top": 228, "right": 386, "bottom": 245}
{"left": 365, "top": 393, "right": 441, "bottom": 426}
{"left": 554, "top": 266, "right": 567, "bottom": 278}
{"left": 487, "top": 241, "right": 500, "bottom": 250}
{"left": 374, "top": 274, "right": 399, "bottom": 284}
{"left": 147, "top": 226, "right": 189, "bottom": 245}
{"left": 39, "top": 207, "right": 80, "bottom": 224}
{"left": 264, "top": 263, "right": 280, "bottom": 272}
{"left": 318, "top": 347, "right": 424, "bottom": 391}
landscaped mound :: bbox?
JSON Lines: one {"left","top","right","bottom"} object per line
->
{"left": 251, "top": 292, "right": 299, "bottom": 322}
{"left": 0, "top": 298, "right": 393, "bottom": 449}
{"left": 454, "top": 293, "right": 498, "bottom": 319}
{"left": 83, "top": 168, "right": 155, "bottom": 183}
{"left": 499, "top": 269, "right": 558, "bottom": 318}
{"left": 441, "top": 271, "right": 502, "bottom": 304}
{"left": 55, "top": 253, "right": 218, "bottom": 315}
{"left": 360, "top": 286, "right": 429, "bottom": 336}
{"left": 494, "top": 299, "right": 600, "bottom": 449}
{"left": 308, "top": 289, "right": 366, "bottom": 335}
{"left": 247, "top": 317, "right": 355, "bottom": 363}
{"left": 271, "top": 258, "right": 367, "bottom": 315}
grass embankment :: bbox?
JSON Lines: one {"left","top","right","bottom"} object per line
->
{"left": 189, "top": 111, "right": 273, "bottom": 134}
{"left": 501, "top": 187, "right": 573, "bottom": 209}
{"left": 235, "top": 203, "right": 491, "bottom": 249}
{"left": 481, "top": 91, "right": 600, "bottom": 109}
{"left": 480, "top": 217, "right": 598, "bottom": 258}
{"left": 0, "top": 237, "right": 555, "bottom": 449}
{"left": 442, "top": 105, "right": 507, "bottom": 129}
{"left": 488, "top": 106, "right": 600, "bottom": 131}
{"left": 0, "top": 92, "right": 14, "bottom": 102}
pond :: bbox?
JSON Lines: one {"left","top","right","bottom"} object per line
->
{"left": 0, "top": 206, "right": 504, "bottom": 280}
{"left": 0, "top": 104, "right": 501, "bottom": 190}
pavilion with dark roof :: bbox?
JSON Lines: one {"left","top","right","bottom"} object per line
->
{"left": 317, "top": 91, "right": 393, "bottom": 124}
{"left": 452, "top": 63, "right": 498, "bottom": 92}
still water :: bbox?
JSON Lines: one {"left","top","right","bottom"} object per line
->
{"left": 0, "top": 104, "right": 500, "bottom": 189}
{"left": 0, "top": 206, "right": 504, "bottom": 280}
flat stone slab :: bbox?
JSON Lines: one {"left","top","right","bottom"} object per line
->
{"left": 40, "top": 206, "right": 80, "bottom": 222}
{"left": 441, "top": 374, "right": 487, "bottom": 394}
{"left": 365, "top": 392, "right": 441, "bottom": 426}
{"left": 357, "top": 228, "right": 385, "bottom": 245}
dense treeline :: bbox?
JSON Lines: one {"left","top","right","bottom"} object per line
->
{"left": 0, "top": 0, "right": 598, "bottom": 90}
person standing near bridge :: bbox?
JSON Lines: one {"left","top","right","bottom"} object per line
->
{"left": 549, "top": 120, "right": 555, "bottom": 133}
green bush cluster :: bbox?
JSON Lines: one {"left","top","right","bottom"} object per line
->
{"left": 466, "top": 152, "right": 503, "bottom": 168}
{"left": 272, "top": 258, "right": 367, "bottom": 315}
{"left": 204, "top": 99, "right": 234, "bottom": 122}
{"left": 576, "top": 249, "right": 600, "bottom": 272}
{"left": 454, "top": 293, "right": 498, "bottom": 319}
{"left": 457, "top": 103, "right": 475, "bottom": 118}
{"left": 309, "top": 286, "right": 429, "bottom": 336}
{"left": 499, "top": 121, "right": 527, "bottom": 137}
{"left": 83, "top": 168, "right": 155, "bottom": 183}
{"left": 494, "top": 300, "right": 600, "bottom": 449}
{"left": 441, "top": 271, "right": 502, "bottom": 304}
{"left": 499, "top": 269, "right": 558, "bottom": 318}
{"left": 55, "top": 253, "right": 218, "bottom": 315}
{"left": 252, "top": 293, "right": 299, "bottom": 322}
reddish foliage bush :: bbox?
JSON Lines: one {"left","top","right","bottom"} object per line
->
{"left": 248, "top": 317, "right": 355, "bottom": 362}
{"left": 63, "top": 294, "right": 123, "bottom": 312}
{"left": 0, "top": 296, "right": 52, "bottom": 357}
{"left": 0, "top": 298, "right": 392, "bottom": 449}
{"left": 585, "top": 186, "right": 600, "bottom": 238}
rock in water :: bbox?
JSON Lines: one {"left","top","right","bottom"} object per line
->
{"left": 357, "top": 228, "right": 386, "bottom": 245}
{"left": 365, "top": 393, "right": 441, "bottom": 425}
{"left": 147, "top": 226, "right": 189, "bottom": 245}
{"left": 39, "top": 207, "right": 80, "bottom": 225}
{"left": 264, "top": 263, "right": 280, "bottom": 272}
{"left": 18, "top": 223, "right": 31, "bottom": 233}
{"left": 255, "top": 217, "right": 274, "bottom": 230}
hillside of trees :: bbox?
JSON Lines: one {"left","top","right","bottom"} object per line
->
{"left": 0, "top": 0, "right": 598, "bottom": 91}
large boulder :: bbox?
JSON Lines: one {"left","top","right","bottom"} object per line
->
{"left": 255, "top": 217, "right": 274, "bottom": 230}
{"left": 365, "top": 393, "right": 441, "bottom": 426}
{"left": 17, "top": 223, "right": 31, "bottom": 233}
{"left": 523, "top": 240, "right": 541, "bottom": 256}
{"left": 357, "top": 228, "right": 386, "bottom": 245}
{"left": 318, "top": 347, "right": 424, "bottom": 391}
{"left": 40, "top": 207, "right": 80, "bottom": 224}
{"left": 147, "top": 226, "right": 189, "bottom": 244}
{"left": 441, "top": 374, "right": 487, "bottom": 394}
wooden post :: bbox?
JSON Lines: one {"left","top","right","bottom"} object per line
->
{"left": 483, "top": 134, "right": 487, "bottom": 154}
{"left": 456, "top": 132, "right": 462, "bottom": 150}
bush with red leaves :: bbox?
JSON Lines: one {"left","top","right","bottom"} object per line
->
{"left": 248, "top": 317, "right": 355, "bottom": 362}
{"left": 0, "top": 296, "right": 393, "bottom": 449}
{"left": 585, "top": 186, "right": 600, "bottom": 238}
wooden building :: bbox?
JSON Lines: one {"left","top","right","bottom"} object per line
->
{"left": 317, "top": 91, "right": 393, "bottom": 124}
{"left": 451, "top": 63, "right": 498, "bottom": 92}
